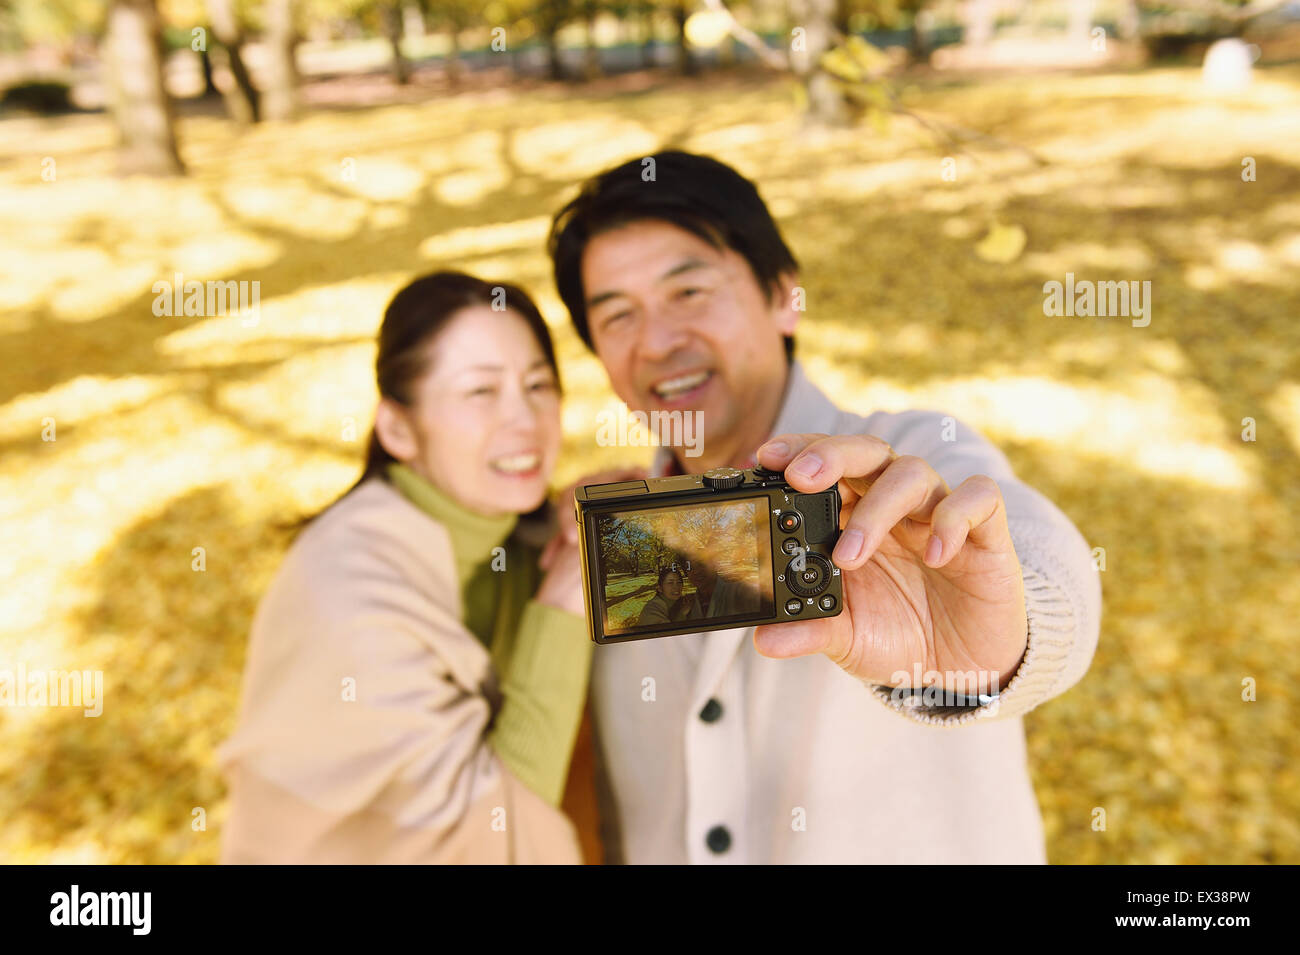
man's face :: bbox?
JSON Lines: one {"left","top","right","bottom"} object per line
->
{"left": 687, "top": 561, "right": 714, "bottom": 589}
{"left": 580, "top": 220, "right": 798, "bottom": 465}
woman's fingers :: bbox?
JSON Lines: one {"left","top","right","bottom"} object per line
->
{"left": 538, "top": 531, "right": 563, "bottom": 571}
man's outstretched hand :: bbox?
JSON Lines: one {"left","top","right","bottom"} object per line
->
{"left": 752, "top": 433, "right": 1028, "bottom": 695}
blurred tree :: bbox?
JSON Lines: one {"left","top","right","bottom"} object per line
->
{"left": 789, "top": 0, "right": 847, "bottom": 123}
{"left": 104, "top": 0, "right": 184, "bottom": 174}
{"left": 637, "top": 0, "right": 657, "bottom": 68}
{"left": 699, "top": 0, "right": 854, "bottom": 122}
{"left": 1117, "top": 0, "right": 1138, "bottom": 38}
{"left": 580, "top": 0, "right": 603, "bottom": 78}
{"left": 673, "top": 0, "right": 696, "bottom": 75}
{"left": 835, "top": 0, "right": 933, "bottom": 62}
{"left": 380, "top": 1, "right": 409, "bottom": 82}
{"left": 0, "top": 0, "right": 105, "bottom": 53}
{"left": 204, "top": 0, "right": 260, "bottom": 120}
{"left": 1066, "top": 0, "right": 1095, "bottom": 42}
{"left": 536, "top": 0, "right": 574, "bottom": 79}
{"left": 425, "top": 0, "right": 481, "bottom": 87}
{"left": 961, "top": 0, "right": 993, "bottom": 46}
{"left": 260, "top": 0, "right": 296, "bottom": 118}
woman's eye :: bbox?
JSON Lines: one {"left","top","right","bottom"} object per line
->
{"left": 529, "top": 379, "right": 557, "bottom": 392}
{"left": 602, "top": 311, "right": 631, "bottom": 329}
{"left": 677, "top": 287, "right": 703, "bottom": 300}
{"left": 467, "top": 386, "right": 496, "bottom": 398}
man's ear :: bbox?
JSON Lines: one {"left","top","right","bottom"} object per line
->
{"left": 771, "top": 270, "right": 802, "bottom": 336}
{"left": 374, "top": 397, "right": 419, "bottom": 463}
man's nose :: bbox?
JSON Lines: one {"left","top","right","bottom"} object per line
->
{"left": 637, "top": 303, "right": 691, "bottom": 360}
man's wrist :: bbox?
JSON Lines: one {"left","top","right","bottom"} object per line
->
{"left": 994, "top": 617, "right": 1032, "bottom": 691}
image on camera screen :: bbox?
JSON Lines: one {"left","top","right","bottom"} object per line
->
{"left": 594, "top": 497, "right": 776, "bottom": 636}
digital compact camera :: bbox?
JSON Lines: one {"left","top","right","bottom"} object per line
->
{"left": 573, "top": 466, "right": 844, "bottom": 643}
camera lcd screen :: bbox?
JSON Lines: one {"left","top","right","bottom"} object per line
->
{"left": 593, "top": 496, "right": 776, "bottom": 637}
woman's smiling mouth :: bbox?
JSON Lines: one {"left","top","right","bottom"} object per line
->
{"left": 489, "top": 452, "right": 542, "bottom": 477}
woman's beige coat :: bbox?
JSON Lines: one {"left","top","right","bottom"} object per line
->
{"left": 217, "top": 478, "right": 582, "bottom": 864}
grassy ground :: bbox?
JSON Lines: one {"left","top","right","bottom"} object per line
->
{"left": 1, "top": 62, "right": 1298, "bottom": 863}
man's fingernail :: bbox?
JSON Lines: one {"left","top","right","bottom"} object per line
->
{"left": 787, "top": 453, "right": 822, "bottom": 480}
{"left": 764, "top": 441, "right": 789, "bottom": 458}
{"left": 834, "top": 528, "right": 864, "bottom": 564}
{"left": 925, "top": 535, "right": 943, "bottom": 565}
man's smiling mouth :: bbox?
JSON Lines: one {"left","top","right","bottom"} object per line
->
{"left": 650, "top": 369, "right": 713, "bottom": 402}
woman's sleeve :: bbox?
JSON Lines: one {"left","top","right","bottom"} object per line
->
{"left": 487, "top": 599, "right": 594, "bottom": 808}
{"left": 217, "top": 534, "right": 583, "bottom": 864}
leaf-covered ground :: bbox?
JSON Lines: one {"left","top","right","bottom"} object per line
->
{"left": 1, "top": 63, "right": 1297, "bottom": 863}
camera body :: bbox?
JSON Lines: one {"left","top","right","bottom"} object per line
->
{"left": 574, "top": 466, "right": 844, "bottom": 644}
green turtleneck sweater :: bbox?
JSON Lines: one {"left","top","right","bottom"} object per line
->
{"left": 387, "top": 463, "right": 593, "bottom": 808}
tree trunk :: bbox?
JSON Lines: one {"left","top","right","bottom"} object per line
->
{"left": 834, "top": 0, "right": 851, "bottom": 37}
{"left": 104, "top": 0, "right": 184, "bottom": 175}
{"left": 383, "top": 2, "right": 409, "bottom": 84}
{"left": 1066, "top": 0, "right": 1095, "bottom": 44}
{"left": 910, "top": 13, "right": 932, "bottom": 63}
{"left": 962, "top": 0, "right": 995, "bottom": 47}
{"left": 790, "top": 0, "right": 848, "bottom": 125}
{"left": 1117, "top": 0, "right": 1139, "bottom": 40}
{"left": 447, "top": 26, "right": 463, "bottom": 88}
{"left": 205, "top": 0, "right": 259, "bottom": 122}
{"left": 545, "top": 24, "right": 564, "bottom": 80}
{"left": 199, "top": 43, "right": 218, "bottom": 95}
{"left": 674, "top": 1, "right": 696, "bottom": 76}
{"left": 641, "top": 4, "right": 656, "bottom": 69}
{"left": 261, "top": 0, "right": 297, "bottom": 121}
{"left": 583, "top": 11, "right": 602, "bottom": 79}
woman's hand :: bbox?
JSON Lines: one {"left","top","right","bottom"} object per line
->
{"left": 535, "top": 536, "right": 586, "bottom": 616}
{"left": 536, "top": 466, "right": 646, "bottom": 617}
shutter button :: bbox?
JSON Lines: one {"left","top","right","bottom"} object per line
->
{"left": 699, "top": 698, "right": 723, "bottom": 723}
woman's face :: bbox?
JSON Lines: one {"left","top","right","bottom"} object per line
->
{"left": 396, "top": 305, "right": 562, "bottom": 518}
{"left": 660, "top": 574, "right": 682, "bottom": 600}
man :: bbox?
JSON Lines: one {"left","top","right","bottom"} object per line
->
{"left": 547, "top": 151, "right": 1101, "bottom": 864}
{"left": 685, "top": 559, "right": 759, "bottom": 620}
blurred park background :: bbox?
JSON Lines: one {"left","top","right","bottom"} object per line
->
{"left": 1, "top": 0, "right": 1298, "bottom": 863}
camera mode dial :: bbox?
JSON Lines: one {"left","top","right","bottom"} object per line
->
{"left": 702, "top": 467, "right": 744, "bottom": 490}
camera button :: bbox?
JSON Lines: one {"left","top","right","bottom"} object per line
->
{"left": 778, "top": 511, "right": 801, "bottom": 533}
{"left": 781, "top": 537, "right": 802, "bottom": 556}
{"left": 698, "top": 698, "right": 723, "bottom": 723}
{"left": 785, "top": 598, "right": 804, "bottom": 615}
{"left": 819, "top": 594, "right": 837, "bottom": 612}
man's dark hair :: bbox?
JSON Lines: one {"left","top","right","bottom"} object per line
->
{"left": 548, "top": 151, "right": 798, "bottom": 361}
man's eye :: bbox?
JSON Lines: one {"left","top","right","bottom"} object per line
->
{"left": 676, "top": 287, "right": 705, "bottom": 301}
{"left": 529, "top": 379, "right": 557, "bottom": 392}
{"left": 467, "top": 386, "right": 496, "bottom": 398}
{"left": 602, "top": 310, "right": 631, "bottom": 329}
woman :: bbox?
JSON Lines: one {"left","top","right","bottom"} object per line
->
{"left": 636, "top": 567, "right": 694, "bottom": 626}
{"left": 218, "top": 271, "right": 622, "bottom": 864}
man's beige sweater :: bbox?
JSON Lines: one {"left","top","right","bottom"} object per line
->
{"left": 588, "top": 361, "right": 1103, "bottom": 863}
